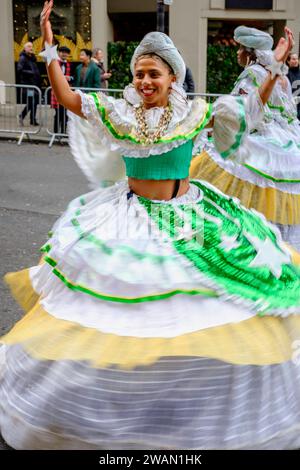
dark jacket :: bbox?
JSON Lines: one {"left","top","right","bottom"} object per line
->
{"left": 183, "top": 67, "right": 195, "bottom": 95}
{"left": 287, "top": 66, "right": 300, "bottom": 120}
{"left": 74, "top": 61, "right": 101, "bottom": 89}
{"left": 17, "top": 52, "right": 41, "bottom": 87}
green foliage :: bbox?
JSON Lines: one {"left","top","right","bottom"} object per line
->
{"left": 107, "top": 41, "right": 139, "bottom": 90}
{"left": 207, "top": 44, "right": 242, "bottom": 94}
{"left": 107, "top": 41, "right": 242, "bottom": 94}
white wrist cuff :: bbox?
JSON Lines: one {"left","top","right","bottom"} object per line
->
{"left": 39, "top": 43, "right": 59, "bottom": 66}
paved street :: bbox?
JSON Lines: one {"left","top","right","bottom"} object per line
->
{"left": 0, "top": 140, "right": 89, "bottom": 449}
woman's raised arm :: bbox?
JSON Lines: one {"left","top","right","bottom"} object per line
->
{"left": 40, "top": 0, "right": 83, "bottom": 117}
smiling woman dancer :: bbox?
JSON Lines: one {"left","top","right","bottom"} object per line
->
{"left": 0, "top": 1, "right": 300, "bottom": 450}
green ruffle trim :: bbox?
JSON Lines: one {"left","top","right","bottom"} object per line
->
{"left": 242, "top": 163, "right": 300, "bottom": 183}
{"left": 41, "top": 254, "right": 218, "bottom": 304}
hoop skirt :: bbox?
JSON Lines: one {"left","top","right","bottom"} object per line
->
{"left": 1, "top": 91, "right": 300, "bottom": 449}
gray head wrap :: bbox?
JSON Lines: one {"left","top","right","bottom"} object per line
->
{"left": 130, "top": 32, "right": 186, "bottom": 85}
{"left": 234, "top": 26, "right": 273, "bottom": 51}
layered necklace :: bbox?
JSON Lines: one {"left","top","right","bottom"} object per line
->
{"left": 134, "top": 103, "right": 173, "bottom": 145}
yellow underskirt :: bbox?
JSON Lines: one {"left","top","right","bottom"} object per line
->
{"left": 2, "top": 268, "right": 300, "bottom": 369}
{"left": 190, "top": 151, "right": 300, "bottom": 225}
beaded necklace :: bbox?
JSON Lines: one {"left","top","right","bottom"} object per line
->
{"left": 134, "top": 103, "right": 173, "bottom": 145}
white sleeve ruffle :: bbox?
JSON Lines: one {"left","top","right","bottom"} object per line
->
{"left": 212, "top": 91, "right": 264, "bottom": 163}
{"left": 73, "top": 90, "right": 212, "bottom": 157}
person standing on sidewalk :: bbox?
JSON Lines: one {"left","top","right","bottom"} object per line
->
{"left": 183, "top": 66, "right": 195, "bottom": 97}
{"left": 17, "top": 42, "right": 41, "bottom": 126}
{"left": 287, "top": 52, "right": 300, "bottom": 120}
{"left": 74, "top": 49, "right": 101, "bottom": 90}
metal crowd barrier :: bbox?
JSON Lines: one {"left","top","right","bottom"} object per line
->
{"left": 187, "top": 92, "right": 224, "bottom": 102}
{"left": 44, "top": 87, "right": 123, "bottom": 147}
{"left": 0, "top": 83, "right": 42, "bottom": 145}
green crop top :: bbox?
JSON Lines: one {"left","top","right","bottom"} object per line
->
{"left": 122, "top": 140, "right": 193, "bottom": 180}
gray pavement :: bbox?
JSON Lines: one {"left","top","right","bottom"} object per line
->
{"left": 0, "top": 140, "right": 89, "bottom": 449}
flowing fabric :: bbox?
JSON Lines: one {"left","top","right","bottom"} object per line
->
{"left": 1, "top": 89, "right": 300, "bottom": 449}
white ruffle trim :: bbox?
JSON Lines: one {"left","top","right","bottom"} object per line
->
{"left": 203, "top": 145, "right": 300, "bottom": 194}
{"left": 68, "top": 109, "right": 126, "bottom": 187}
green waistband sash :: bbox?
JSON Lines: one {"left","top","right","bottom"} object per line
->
{"left": 123, "top": 141, "right": 193, "bottom": 180}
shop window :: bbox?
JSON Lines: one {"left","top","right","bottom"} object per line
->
{"left": 225, "top": 0, "right": 272, "bottom": 8}
{"left": 13, "top": 0, "right": 91, "bottom": 60}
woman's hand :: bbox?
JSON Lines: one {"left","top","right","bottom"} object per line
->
{"left": 274, "top": 26, "right": 294, "bottom": 64}
{"left": 103, "top": 72, "right": 112, "bottom": 79}
{"left": 40, "top": 0, "right": 54, "bottom": 46}
{"left": 259, "top": 27, "right": 294, "bottom": 104}
{"left": 39, "top": 0, "right": 82, "bottom": 116}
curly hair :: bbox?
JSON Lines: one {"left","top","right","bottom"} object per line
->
{"left": 240, "top": 45, "right": 257, "bottom": 66}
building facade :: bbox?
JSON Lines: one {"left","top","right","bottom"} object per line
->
{"left": 1, "top": 0, "right": 300, "bottom": 92}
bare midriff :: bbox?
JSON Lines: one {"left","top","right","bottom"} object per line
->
{"left": 128, "top": 177, "right": 190, "bottom": 200}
